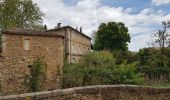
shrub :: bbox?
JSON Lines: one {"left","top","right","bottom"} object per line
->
{"left": 113, "top": 50, "right": 138, "bottom": 64}
{"left": 113, "top": 62, "right": 144, "bottom": 85}
{"left": 63, "top": 51, "right": 144, "bottom": 88}
{"left": 24, "top": 57, "right": 46, "bottom": 92}
{"left": 81, "top": 51, "right": 115, "bottom": 66}
{"left": 63, "top": 51, "right": 115, "bottom": 88}
{"left": 137, "top": 48, "right": 170, "bottom": 81}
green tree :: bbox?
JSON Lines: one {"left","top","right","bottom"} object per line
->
{"left": 0, "top": 0, "right": 44, "bottom": 30}
{"left": 113, "top": 50, "right": 138, "bottom": 65}
{"left": 63, "top": 51, "right": 144, "bottom": 88}
{"left": 0, "top": 0, "right": 44, "bottom": 52}
{"left": 113, "top": 62, "right": 144, "bottom": 85}
{"left": 152, "top": 21, "right": 170, "bottom": 56}
{"left": 93, "top": 22, "right": 130, "bottom": 51}
{"left": 137, "top": 48, "right": 170, "bottom": 81}
{"left": 63, "top": 51, "right": 115, "bottom": 88}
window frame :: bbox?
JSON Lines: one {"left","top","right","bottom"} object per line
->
{"left": 23, "top": 37, "right": 31, "bottom": 51}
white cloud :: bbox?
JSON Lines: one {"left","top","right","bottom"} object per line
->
{"left": 129, "top": 34, "right": 152, "bottom": 51}
{"left": 152, "top": 0, "right": 170, "bottom": 6}
{"left": 33, "top": 0, "right": 170, "bottom": 51}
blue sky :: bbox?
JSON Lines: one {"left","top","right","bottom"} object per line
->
{"left": 33, "top": 0, "right": 170, "bottom": 51}
{"left": 63, "top": 0, "right": 170, "bottom": 14}
{"left": 101, "top": 0, "right": 170, "bottom": 14}
{"left": 101, "top": 0, "right": 151, "bottom": 13}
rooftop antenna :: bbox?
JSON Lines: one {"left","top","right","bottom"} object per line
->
{"left": 57, "top": 23, "right": 61, "bottom": 28}
{"left": 44, "top": 25, "right": 47, "bottom": 30}
{"left": 80, "top": 26, "right": 82, "bottom": 33}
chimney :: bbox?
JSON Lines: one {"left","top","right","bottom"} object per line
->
{"left": 57, "top": 23, "right": 61, "bottom": 28}
{"left": 80, "top": 26, "right": 82, "bottom": 33}
{"left": 44, "top": 25, "right": 47, "bottom": 30}
{"left": 76, "top": 26, "right": 78, "bottom": 30}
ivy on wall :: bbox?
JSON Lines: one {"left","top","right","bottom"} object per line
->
{"left": 24, "top": 57, "right": 46, "bottom": 92}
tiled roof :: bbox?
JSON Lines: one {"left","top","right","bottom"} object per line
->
{"left": 47, "top": 26, "right": 91, "bottom": 39}
{"left": 3, "top": 28, "right": 65, "bottom": 37}
{"left": 3, "top": 26, "right": 91, "bottom": 39}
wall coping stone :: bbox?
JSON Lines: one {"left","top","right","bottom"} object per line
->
{"left": 1, "top": 85, "right": 170, "bottom": 100}
{"left": 35, "top": 91, "right": 52, "bottom": 99}
{"left": 19, "top": 93, "right": 35, "bottom": 100}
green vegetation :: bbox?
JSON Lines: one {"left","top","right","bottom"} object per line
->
{"left": 0, "top": 0, "right": 44, "bottom": 30}
{"left": 24, "top": 57, "right": 46, "bottom": 92}
{"left": 63, "top": 51, "right": 144, "bottom": 88}
{"left": 0, "top": 0, "right": 44, "bottom": 51}
{"left": 93, "top": 22, "right": 130, "bottom": 51}
{"left": 63, "top": 21, "right": 170, "bottom": 88}
{"left": 137, "top": 48, "right": 170, "bottom": 81}
{"left": 147, "top": 82, "right": 170, "bottom": 88}
{"left": 63, "top": 48, "right": 170, "bottom": 88}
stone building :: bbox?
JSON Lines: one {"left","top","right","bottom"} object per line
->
{"left": 47, "top": 24, "right": 91, "bottom": 63}
{"left": 0, "top": 25, "right": 91, "bottom": 95}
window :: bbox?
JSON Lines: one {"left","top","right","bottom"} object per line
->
{"left": 23, "top": 38, "right": 31, "bottom": 50}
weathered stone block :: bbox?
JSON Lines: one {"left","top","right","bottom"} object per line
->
{"left": 19, "top": 92, "right": 36, "bottom": 100}
{"left": 61, "top": 88, "right": 74, "bottom": 96}
{"left": 2, "top": 95, "right": 19, "bottom": 100}
{"left": 0, "top": 96, "right": 2, "bottom": 100}
{"left": 85, "top": 86, "right": 99, "bottom": 94}
{"left": 52, "top": 89, "right": 62, "bottom": 97}
{"left": 74, "top": 87, "right": 86, "bottom": 94}
{"left": 35, "top": 91, "right": 52, "bottom": 99}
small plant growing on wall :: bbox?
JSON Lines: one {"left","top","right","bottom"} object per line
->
{"left": 24, "top": 57, "right": 46, "bottom": 92}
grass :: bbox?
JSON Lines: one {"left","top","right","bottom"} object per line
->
{"left": 145, "top": 82, "right": 170, "bottom": 88}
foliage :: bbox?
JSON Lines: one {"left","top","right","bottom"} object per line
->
{"left": 93, "top": 22, "right": 130, "bottom": 51}
{"left": 81, "top": 51, "right": 115, "bottom": 66}
{"left": 0, "top": 0, "right": 44, "bottom": 30}
{"left": 137, "top": 48, "right": 170, "bottom": 80}
{"left": 63, "top": 51, "right": 115, "bottom": 88}
{"left": 112, "top": 62, "right": 144, "bottom": 85}
{"left": 152, "top": 21, "right": 170, "bottom": 56}
{"left": 24, "top": 57, "right": 46, "bottom": 92}
{"left": 164, "top": 48, "right": 170, "bottom": 67}
{"left": 63, "top": 51, "right": 144, "bottom": 88}
{"left": 113, "top": 50, "right": 138, "bottom": 65}
{"left": 147, "top": 82, "right": 170, "bottom": 88}
{"left": 0, "top": 0, "right": 44, "bottom": 53}
{"left": 0, "top": 40, "right": 1, "bottom": 54}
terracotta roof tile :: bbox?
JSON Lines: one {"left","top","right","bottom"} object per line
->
{"left": 3, "top": 26, "right": 91, "bottom": 39}
{"left": 3, "top": 28, "right": 64, "bottom": 37}
{"left": 47, "top": 26, "right": 91, "bottom": 39}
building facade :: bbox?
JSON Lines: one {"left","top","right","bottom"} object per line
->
{"left": 0, "top": 26, "right": 91, "bottom": 95}
{"left": 47, "top": 26, "right": 91, "bottom": 63}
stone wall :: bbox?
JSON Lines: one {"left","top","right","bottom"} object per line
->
{"left": 1, "top": 85, "right": 170, "bottom": 100}
{"left": 69, "top": 28, "right": 91, "bottom": 63}
{"left": 0, "top": 34, "right": 64, "bottom": 95}
{"left": 46, "top": 26, "right": 91, "bottom": 63}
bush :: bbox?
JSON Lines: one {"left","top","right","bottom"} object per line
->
{"left": 137, "top": 48, "right": 170, "bottom": 81}
{"left": 81, "top": 51, "right": 115, "bottom": 66}
{"left": 24, "top": 57, "right": 46, "bottom": 92}
{"left": 113, "top": 50, "right": 138, "bottom": 64}
{"left": 63, "top": 51, "right": 144, "bottom": 88}
{"left": 113, "top": 62, "right": 144, "bottom": 85}
{"left": 63, "top": 51, "right": 115, "bottom": 88}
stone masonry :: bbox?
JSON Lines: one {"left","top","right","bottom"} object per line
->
{"left": 1, "top": 85, "right": 170, "bottom": 100}
{"left": 0, "top": 30, "right": 64, "bottom": 95}
{"left": 0, "top": 26, "right": 91, "bottom": 95}
{"left": 47, "top": 26, "right": 91, "bottom": 63}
